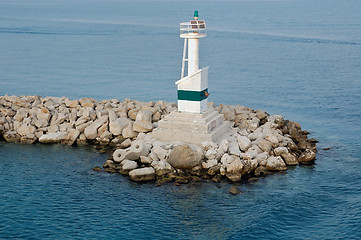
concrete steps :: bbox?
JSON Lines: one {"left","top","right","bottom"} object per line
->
{"left": 153, "top": 110, "right": 232, "bottom": 144}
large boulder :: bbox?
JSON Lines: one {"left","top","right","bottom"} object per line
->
{"left": 84, "top": 115, "right": 108, "bottom": 140}
{"left": 129, "top": 167, "right": 155, "bottom": 182}
{"left": 39, "top": 132, "right": 68, "bottom": 143}
{"left": 168, "top": 144, "right": 203, "bottom": 169}
{"left": 62, "top": 129, "right": 80, "bottom": 146}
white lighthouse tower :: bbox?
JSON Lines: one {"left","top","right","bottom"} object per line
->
{"left": 153, "top": 11, "right": 231, "bottom": 144}
{"left": 176, "top": 11, "right": 209, "bottom": 113}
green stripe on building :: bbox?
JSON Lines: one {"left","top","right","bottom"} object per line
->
{"left": 178, "top": 88, "right": 208, "bottom": 101}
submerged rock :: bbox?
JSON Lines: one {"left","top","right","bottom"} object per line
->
{"left": 229, "top": 186, "right": 241, "bottom": 195}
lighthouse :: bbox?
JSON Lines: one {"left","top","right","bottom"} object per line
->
{"left": 176, "top": 11, "right": 209, "bottom": 113}
{"left": 153, "top": 11, "right": 231, "bottom": 144}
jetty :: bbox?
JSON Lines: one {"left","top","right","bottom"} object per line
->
{"left": 0, "top": 95, "right": 317, "bottom": 184}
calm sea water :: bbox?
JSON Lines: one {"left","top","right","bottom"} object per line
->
{"left": 1, "top": 0, "right": 361, "bottom": 239}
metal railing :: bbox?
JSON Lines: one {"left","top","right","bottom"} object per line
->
{"left": 180, "top": 21, "right": 206, "bottom": 35}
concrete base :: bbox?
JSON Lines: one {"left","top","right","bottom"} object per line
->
{"left": 152, "top": 110, "right": 232, "bottom": 145}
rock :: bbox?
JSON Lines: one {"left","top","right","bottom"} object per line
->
{"left": 205, "top": 148, "right": 217, "bottom": 160}
{"left": 119, "top": 138, "right": 132, "bottom": 148}
{"left": 267, "top": 115, "right": 285, "bottom": 128}
{"left": 298, "top": 149, "right": 316, "bottom": 164}
{"left": 229, "top": 186, "right": 241, "bottom": 195}
{"left": 237, "top": 135, "right": 251, "bottom": 152}
{"left": 218, "top": 139, "right": 229, "bottom": 155}
{"left": 62, "top": 128, "right": 80, "bottom": 146}
{"left": 148, "top": 152, "right": 159, "bottom": 161}
{"left": 0, "top": 107, "right": 15, "bottom": 117}
{"left": 283, "top": 153, "right": 298, "bottom": 165}
{"left": 129, "top": 167, "right": 155, "bottom": 181}
{"left": 255, "top": 152, "right": 269, "bottom": 164}
{"left": 152, "top": 146, "right": 168, "bottom": 161}
{"left": 79, "top": 98, "right": 95, "bottom": 108}
{"left": 168, "top": 144, "right": 203, "bottom": 169}
{"left": 127, "top": 109, "right": 139, "bottom": 120}
{"left": 274, "top": 146, "right": 288, "bottom": 157}
{"left": 254, "top": 166, "right": 270, "bottom": 176}
{"left": 226, "top": 157, "right": 244, "bottom": 173}
{"left": 248, "top": 128, "right": 264, "bottom": 141}
{"left": 266, "top": 156, "right": 287, "bottom": 171}
{"left": 152, "top": 111, "right": 161, "bottom": 122}
{"left": 226, "top": 172, "right": 242, "bottom": 182}
{"left": 151, "top": 161, "right": 174, "bottom": 176}
{"left": 76, "top": 133, "right": 88, "bottom": 145}
{"left": 202, "top": 159, "right": 218, "bottom": 169}
{"left": 48, "top": 125, "right": 59, "bottom": 133}
{"left": 93, "top": 166, "right": 102, "bottom": 172}
{"left": 13, "top": 108, "right": 28, "bottom": 122}
{"left": 257, "top": 139, "right": 273, "bottom": 153}
{"left": 121, "top": 160, "right": 138, "bottom": 171}
{"left": 20, "top": 135, "right": 37, "bottom": 144}
{"left": 39, "top": 132, "right": 68, "bottom": 143}
{"left": 3, "top": 130, "right": 20, "bottom": 142}
{"left": 221, "top": 107, "right": 236, "bottom": 121}
{"left": 140, "top": 156, "right": 153, "bottom": 164}
{"left": 220, "top": 153, "right": 235, "bottom": 165}
{"left": 109, "top": 136, "right": 125, "bottom": 147}
{"left": 76, "top": 121, "right": 92, "bottom": 133}
{"left": 136, "top": 110, "right": 152, "bottom": 122}
{"left": 243, "top": 146, "right": 260, "bottom": 160}
{"left": 207, "top": 165, "right": 221, "bottom": 175}
{"left": 255, "top": 110, "right": 269, "bottom": 120}
{"left": 122, "top": 122, "right": 137, "bottom": 139}
{"left": 265, "top": 134, "right": 279, "bottom": 147}
{"left": 228, "top": 140, "right": 241, "bottom": 156}
{"left": 16, "top": 124, "right": 36, "bottom": 136}
{"left": 83, "top": 108, "right": 96, "bottom": 120}
{"left": 65, "top": 99, "right": 79, "bottom": 108}
{"left": 133, "top": 120, "right": 153, "bottom": 133}
{"left": 96, "top": 109, "right": 108, "bottom": 119}
{"left": 201, "top": 141, "right": 218, "bottom": 151}
{"left": 109, "top": 117, "right": 130, "bottom": 135}
{"left": 84, "top": 115, "right": 108, "bottom": 140}
{"left": 97, "top": 121, "right": 108, "bottom": 137}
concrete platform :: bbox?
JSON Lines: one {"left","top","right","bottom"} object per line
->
{"left": 152, "top": 110, "right": 232, "bottom": 144}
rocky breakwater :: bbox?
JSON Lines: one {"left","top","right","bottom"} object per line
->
{"left": 0, "top": 95, "right": 317, "bottom": 184}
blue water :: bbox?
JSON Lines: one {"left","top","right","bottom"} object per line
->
{"left": 1, "top": 0, "right": 361, "bottom": 239}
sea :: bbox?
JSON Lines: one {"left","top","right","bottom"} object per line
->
{"left": 1, "top": 0, "right": 360, "bottom": 239}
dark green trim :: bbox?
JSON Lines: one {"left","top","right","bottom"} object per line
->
{"left": 178, "top": 88, "right": 208, "bottom": 101}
